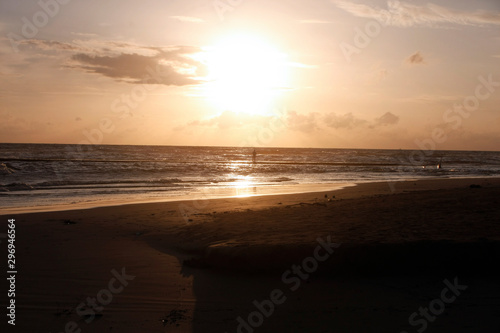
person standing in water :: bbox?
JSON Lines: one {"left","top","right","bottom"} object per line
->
{"left": 252, "top": 148, "right": 257, "bottom": 164}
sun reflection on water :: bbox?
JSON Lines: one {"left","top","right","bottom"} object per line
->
{"left": 227, "top": 162, "right": 250, "bottom": 171}
{"left": 231, "top": 175, "right": 257, "bottom": 197}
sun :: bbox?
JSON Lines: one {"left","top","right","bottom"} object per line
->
{"left": 203, "top": 33, "right": 289, "bottom": 116}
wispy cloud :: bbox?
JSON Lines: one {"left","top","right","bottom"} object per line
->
{"left": 411, "top": 94, "right": 463, "bottom": 103}
{"left": 71, "top": 32, "right": 99, "bottom": 37}
{"left": 333, "top": 0, "right": 500, "bottom": 27}
{"left": 169, "top": 16, "right": 204, "bottom": 23}
{"left": 16, "top": 39, "right": 82, "bottom": 52}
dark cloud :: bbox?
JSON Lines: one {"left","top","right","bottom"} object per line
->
{"left": 69, "top": 47, "right": 204, "bottom": 86}
{"left": 16, "top": 39, "right": 205, "bottom": 86}
{"left": 374, "top": 112, "right": 399, "bottom": 126}
{"left": 406, "top": 51, "right": 425, "bottom": 65}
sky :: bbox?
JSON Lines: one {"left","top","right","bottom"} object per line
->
{"left": 1, "top": 0, "right": 499, "bottom": 150}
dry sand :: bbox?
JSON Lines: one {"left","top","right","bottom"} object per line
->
{"left": 1, "top": 177, "right": 500, "bottom": 332}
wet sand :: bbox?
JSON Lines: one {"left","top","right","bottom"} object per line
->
{"left": 1, "top": 178, "right": 500, "bottom": 332}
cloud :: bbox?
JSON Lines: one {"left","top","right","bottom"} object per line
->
{"left": 178, "top": 111, "right": 275, "bottom": 131}
{"left": 286, "top": 111, "right": 320, "bottom": 133}
{"left": 13, "top": 39, "right": 160, "bottom": 57}
{"left": 405, "top": 51, "right": 425, "bottom": 65}
{"left": 71, "top": 32, "right": 99, "bottom": 37}
{"left": 189, "top": 111, "right": 244, "bottom": 129}
{"left": 178, "top": 110, "right": 400, "bottom": 134}
{"left": 70, "top": 51, "right": 202, "bottom": 85}
{"left": 324, "top": 112, "right": 368, "bottom": 129}
{"left": 374, "top": 112, "right": 399, "bottom": 126}
{"left": 404, "top": 94, "right": 461, "bottom": 103}
{"left": 306, "top": 112, "right": 399, "bottom": 130}
{"left": 170, "top": 16, "right": 204, "bottom": 23}
{"left": 332, "top": 0, "right": 500, "bottom": 27}
{"left": 17, "top": 39, "right": 82, "bottom": 52}
{"left": 19, "top": 39, "right": 206, "bottom": 86}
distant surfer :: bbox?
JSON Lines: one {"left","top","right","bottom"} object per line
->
{"left": 437, "top": 157, "right": 442, "bottom": 169}
{"left": 252, "top": 149, "right": 257, "bottom": 164}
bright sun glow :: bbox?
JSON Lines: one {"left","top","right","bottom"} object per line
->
{"left": 204, "top": 34, "right": 289, "bottom": 116}
{"left": 231, "top": 175, "right": 257, "bottom": 197}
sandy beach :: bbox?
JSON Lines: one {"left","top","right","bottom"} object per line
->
{"left": 2, "top": 177, "right": 500, "bottom": 332}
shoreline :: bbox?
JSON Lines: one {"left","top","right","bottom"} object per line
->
{"left": 3, "top": 176, "right": 499, "bottom": 215}
{"left": 0, "top": 182, "right": 355, "bottom": 215}
{"left": 3, "top": 176, "right": 500, "bottom": 332}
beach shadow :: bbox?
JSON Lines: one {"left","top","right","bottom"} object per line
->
{"left": 152, "top": 240, "right": 500, "bottom": 333}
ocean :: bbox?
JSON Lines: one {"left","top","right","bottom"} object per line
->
{"left": 1, "top": 143, "right": 499, "bottom": 211}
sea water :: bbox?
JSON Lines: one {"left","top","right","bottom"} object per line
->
{"left": 1, "top": 143, "right": 499, "bottom": 211}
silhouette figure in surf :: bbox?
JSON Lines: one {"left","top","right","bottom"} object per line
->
{"left": 437, "top": 157, "right": 443, "bottom": 169}
{"left": 252, "top": 149, "right": 257, "bottom": 164}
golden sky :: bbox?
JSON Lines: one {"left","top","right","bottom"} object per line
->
{"left": 1, "top": 0, "right": 499, "bottom": 150}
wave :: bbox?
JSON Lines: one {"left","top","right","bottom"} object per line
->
{"left": 33, "top": 178, "right": 185, "bottom": 186}
{"left": 0, "top": 183, "right": 34, "bottom": 192}
{"left": 3, "top": 157, "right": 476, "bottom": 167}
{"left": 271, "top": 177, "right": 294, "bottom": 182}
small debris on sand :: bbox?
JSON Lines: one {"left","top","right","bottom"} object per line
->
{"left": 160, "top": 309, "right": 188, "bottom": 327}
